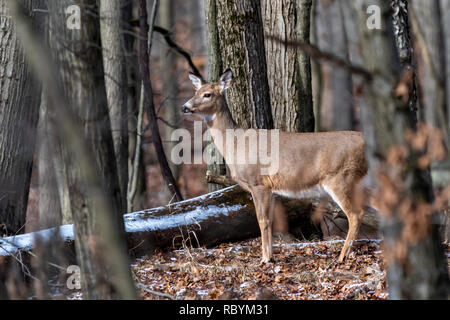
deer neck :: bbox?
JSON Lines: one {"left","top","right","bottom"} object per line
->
{"left": 205, "top": 97, "right": 238, "bottom": 162}
{"left": 207, "top": 97, "right": 238, "bottom": 132}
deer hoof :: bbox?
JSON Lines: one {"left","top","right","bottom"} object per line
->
{"left": 338, "top": 253, "right": 347, "bottom": 263}
{"left": 260, "top": 258, "right": 274, "bottom": 265}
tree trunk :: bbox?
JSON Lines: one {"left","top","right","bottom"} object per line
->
{"left": 410, "top": 1, "right": 447, "bottom": 140}
{"left": 296, "top": 0, "right": 315, "bottom": 133}
{"left": 37, "top": 9, "right": 63, "bottom": 230}
{"left": 441, "top": 0, "right": 450, "bottom": 138}
{"left": 99, "top": 0, "right": 129, "bottom": 208}
{"left": 263, "top": 0, "right": 298, "bottom": 132}
{"left": 391, "top": 0, "right": 418, "bottom": 128}
{"left": 315, "top": 0, "right": 354, "bottom": 131}
{"left": 123, "top": 0, "right": 147, "bottom": 212}
{"left": 38, "top": 91, "right": 62, "bottom": 230}
{"left": 205, "top": 0, "right": 226, "bottom": 192}
{"left": 263, "top": 0, "right": 314, "bottom": 133}
{"left": 310, "top": 0, "right": 321, "bottom": 132}
{"left": 0, "top": 0, "right": 42, "bottom": 237}
{"left": 215, "top": 0, "right": 273, "bottom": 130}
{"left": 46, "top": 0, "right": 136, "bottom": 299}
{"left": 160, "top": 0, "right": 180, "bottom": 201}
{"left": 351, "top": 1, "right": 449, "bottom": 299}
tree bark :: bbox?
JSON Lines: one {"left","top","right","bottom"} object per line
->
{"left": 262, "top": 0, "right": 314, "bottom": 133}
{"left": 315, "top": 0, "right": 354, "bottom": 131}
{"left": 0, "top": 0, "right": 42, "bottom": 237}
{"left": 296, "top": 0, "right": 315, "bottom": 133}
{"left": 215, "top": 0, "right": 273, "bottom": 130}
{"left": 99, "top": 0, "right": 129, "bottom": 208}
{"left": 123, "top": 0, "right": 147, "bottom": 212}
{"left": 351, "top": 1, "right": 449, "bottom": 299}
{"left": 391, "top": 0, "right": 418, "bottom": 129}
{"left": 310, "top": 0, "right": 321, "bottom": 132}
{"left": 409, "top": 1, "right": 447, "bottom": 141}
{"left": 38, "top": 91, "right": 62, "bottom": 230}
{"left": 205, "top": 0, "right": 226, "bottom": 192}
{"left": 263, "top": 0, "right": 298, "bottom": 132}
{"left": 160, "top": 0, "right": 180, "bottom": 201}
{"left": 441, "top": 0, "right": 450, "bottom": 138}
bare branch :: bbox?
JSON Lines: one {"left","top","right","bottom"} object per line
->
{"left": 267, "top": 35, "right": 373, "bottom": 81}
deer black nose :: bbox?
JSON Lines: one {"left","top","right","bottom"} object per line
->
{"left": 181, "top": 106, "right": 190, "bottom": 114}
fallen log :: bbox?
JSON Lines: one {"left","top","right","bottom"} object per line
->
{"left": 0, "top": 186, "right": 313, "bottom": 259}
{"left": 0, "top": 183, "right": 380, "bottom": 261}
{"left": 206, "top": 171, "right": 380, "bottom": 233}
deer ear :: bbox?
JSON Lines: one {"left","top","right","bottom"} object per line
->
{"left": 219, "top": 69, "right": 233, "bottom": 93}
{"left": 189, "top": 74, "right": 203, "bottom": 91}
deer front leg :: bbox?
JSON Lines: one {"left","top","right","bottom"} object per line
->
{"left": 251, "top": 187, "right": 275, "bottom": 264}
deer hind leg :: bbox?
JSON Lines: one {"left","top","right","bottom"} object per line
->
{"left": 250, "top": 186, "right": 275, "bottom": 263}
{"left": 323, "top": 184, "right": 364, "bottom": 262}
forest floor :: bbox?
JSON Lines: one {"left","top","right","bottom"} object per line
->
{"left": 131, "top": 238, "right": 393, "bottom": 300}
{"left": 60, "top": 238, "right": 450, "bottom": 300}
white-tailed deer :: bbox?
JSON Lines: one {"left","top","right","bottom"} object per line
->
{"left": 182, "top": 69, "right": 368, "bottom": 263}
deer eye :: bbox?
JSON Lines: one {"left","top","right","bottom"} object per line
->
{"left": 203, "top": 93, "right": 212, "bottom": 98}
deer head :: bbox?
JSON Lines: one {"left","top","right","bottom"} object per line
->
{"left": 181, "top": 69, "right": 233, "bottom": 116}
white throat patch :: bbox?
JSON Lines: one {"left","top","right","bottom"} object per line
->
{"left": 203, "top": 114, "right": 216, "bottom": 122}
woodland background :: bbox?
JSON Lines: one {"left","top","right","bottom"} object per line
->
{"left": 0, "top": 0, "right": 449, "bottom": 300}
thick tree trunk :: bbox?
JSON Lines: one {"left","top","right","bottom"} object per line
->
{"left": 315, "top": 0, "right": 354, "bottom": 131}
{"left": 263, "top": 0, "right": 298, "bottom": 132}
{"left": 0, "top": 0, "right": 42, "bottom": 237}
{"left": 47, "top": 0, "right": 135, "bottom": 299}
{"left": 351, "top": 1, "right": 449, "bottom": 299}
{"left": 215, "top": 0, "right": 273, "bottom": 130}
{"left": 99, "top": 0, "right": 129, "bottom": 208}
{"left": 263, "top": 0, "right": 314, "bottom": 133}
{"left": 205, "top": 0, "right": 226, "bottom": 192}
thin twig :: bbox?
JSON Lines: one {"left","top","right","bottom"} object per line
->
{"left": 130, "top": 20, "right": 204, "bottom": 81}
{"left": 153, "top": 26, "right": 204, "bottom": 81}
{"left": 135, "top": 283, "right": 175, "bottom": 300}
{"left": 267, "top": 35, "right": 373, "bottom": 81}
